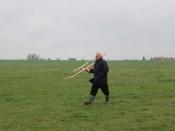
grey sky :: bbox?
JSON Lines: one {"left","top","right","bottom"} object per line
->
{"left": 0, "top": 0, "right": 175, "bottom": 60}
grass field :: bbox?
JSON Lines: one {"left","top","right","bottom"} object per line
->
{"left": 0, "top": 60, "right": 175, "bottom": 131}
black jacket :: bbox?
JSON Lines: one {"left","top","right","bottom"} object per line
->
{"left": 89, "top": 58, "right": 109, "bottom": 85}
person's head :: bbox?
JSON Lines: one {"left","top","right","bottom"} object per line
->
{"left": 95, "top": 52, "right": 102, "bottom": 60}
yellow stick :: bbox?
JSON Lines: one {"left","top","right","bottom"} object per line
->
{"left": 73, "top": 62, "right": 89, "bottom": 72}
{"left": 63, "top": 52, "right": 106, "bottom": 80}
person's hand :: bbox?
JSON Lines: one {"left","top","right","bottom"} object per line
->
{"left": 83, "top": 68, "right": 90, "bottom": 72}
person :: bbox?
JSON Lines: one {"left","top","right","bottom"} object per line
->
{"left": 84, "top": 52, "right": 109, "bottom": 105}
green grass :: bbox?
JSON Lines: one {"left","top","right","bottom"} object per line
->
{"left": 0, "top": 60, "right": 175, "bottom": 131}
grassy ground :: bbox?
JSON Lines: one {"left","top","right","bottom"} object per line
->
{"left": 0, "top": 60, "right": 175, "bottom": 131}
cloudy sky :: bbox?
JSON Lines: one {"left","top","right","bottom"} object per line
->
{"left": 0, "top": 0, "right": 175, "bottom": 60}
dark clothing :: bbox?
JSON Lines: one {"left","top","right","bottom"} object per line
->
{"left": 89, "top": 58, "right": 109, "bottom": 97}
{"left": 89, "top": 58, "right": 109, "bottom": 86}
{"left": 90, "top": 85, "right": 109, "bottom": 97}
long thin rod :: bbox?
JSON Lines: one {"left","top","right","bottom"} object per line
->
{"left": 63, "top": 52, "right": 106, "bottom": 80}
{"left": 73, "top": 62, "right": 89, "bottom": 72}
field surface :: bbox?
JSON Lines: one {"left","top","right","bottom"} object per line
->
{"left": 0, "top": 60, "right": 175, "bottom": 131}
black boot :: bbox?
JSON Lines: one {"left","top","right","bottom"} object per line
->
{"left": 106, "top": 96, "right": 109, "bottom": 104}
{"left": 84, "top": 95, "right": 95, "bottom": 105}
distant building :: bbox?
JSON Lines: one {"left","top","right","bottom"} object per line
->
{"left": 152, "top": 56, "right": 174, "bottom": 60}
{"left": 68, "top": 58, "right": 76, "bottom": 60}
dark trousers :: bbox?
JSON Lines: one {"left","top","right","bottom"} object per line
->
{"left": 90, "top": 84, "right": 109, "bottom": 96}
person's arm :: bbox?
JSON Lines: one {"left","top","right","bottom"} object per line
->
{"left": 98, "top": 61, "right": 108, "bottom": 78}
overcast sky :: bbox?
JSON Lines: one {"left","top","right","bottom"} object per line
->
{"left": 0, "top": 0, "right": 175, "bottom": 60}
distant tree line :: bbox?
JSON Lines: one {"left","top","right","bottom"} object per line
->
{"left": 27, "top": 54, "right": 62, "bottom": 60}
{"left": 27, "top": 54, "right": 40, "bottom": 60}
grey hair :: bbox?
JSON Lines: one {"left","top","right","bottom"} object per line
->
{"left": 96, "top": 52, "right": 102, "bottom": 56}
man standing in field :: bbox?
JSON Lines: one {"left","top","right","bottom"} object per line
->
{"left": 84, "top": 52, "right": 109, "bottom": 105}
